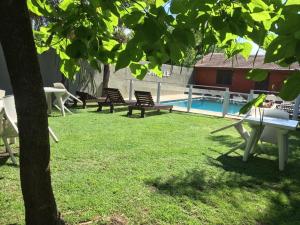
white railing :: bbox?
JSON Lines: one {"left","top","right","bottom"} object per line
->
{"left": 126, "top": 79, "right": 300, "bottom": 118}
{"left": 187, "top": 84, "right": 193, "bottom": 112}
{"left": 293, "top": 95, "right": 300, "bottom": 120}
{"left": 157, "top": 82, "right": 161, "bottom": 103}
{"left": 222, "top": 88, "right": 230, "bottom": 117}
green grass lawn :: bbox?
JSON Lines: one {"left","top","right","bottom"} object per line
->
{"left": 1, "top": 108, "right": 300, "bottom": 225}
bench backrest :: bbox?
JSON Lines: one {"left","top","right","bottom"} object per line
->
{"left": 104, "top": 88, "right": 125, "bottom": 104}
{"left": 76, "top": 91, "right": 97, "bottom": 100}
{"left": 134, "top": 91, "right": 155, "bottom": 106}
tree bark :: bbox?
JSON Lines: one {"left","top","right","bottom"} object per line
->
{"left": 0, "top": 1, "right": 61, "bottom": 224}
{"left": 102, "top": 64, "right": 110, "bottom": 97}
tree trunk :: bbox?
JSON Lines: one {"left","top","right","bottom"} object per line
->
{"left": 102, "top": 64, "right": 110, "bottom": 97}
{"left": 0, "top": 1, "right": 61, "bottom": 224}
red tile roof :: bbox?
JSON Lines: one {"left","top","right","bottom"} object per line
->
{"left": 195, "top": 53, "right": 300, "bottom": 71}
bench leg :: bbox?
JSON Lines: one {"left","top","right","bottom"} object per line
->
{"left": 97, "top": 104, "right": 103, "bottom": 112}
{"left": 110, "top": 105, "right": 114, "bottom": 113}
{"left": 127, "top": 108, "right": 133, "bottom": 117}
{"left": 3, "top": 138, "right": 17, "bottom": 165}
{"left": 141, "top": 108, "right": 145, "bottom": 118}
{"left": 169, "top": 108, "right": 172, "bottom": 113}
{"left": 82, "top": 100, "right": 86, "bottom": 109}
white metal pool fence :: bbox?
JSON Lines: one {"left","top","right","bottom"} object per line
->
{"left": 126, "top": 79, "right": 300, "bottom": 118}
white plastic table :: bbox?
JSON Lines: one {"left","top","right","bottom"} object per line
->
{"left": 44, "top": 87, "right": 66, "bottom": 116}
{"left": 243, "top": 115, "right": 298, "bottom": 171}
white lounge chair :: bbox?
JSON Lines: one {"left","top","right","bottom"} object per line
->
{"left": 53, "top": 83, "right": 82, "bottom": 114}
{"left": 1, "top": 96, "right": 59, "bottom": 164}
{"left": 259, "top": 109, "right": 289, "bottom": 145}
{"left": 0, "top": 89, "right": 5, "bottom": 99}
{"left": 211, "top": 111, "right": 251, "bottom": 155}
{"left": 211, "top": 108, "right": 290, "bottom": 157}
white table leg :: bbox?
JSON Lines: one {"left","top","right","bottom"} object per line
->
{"left": 243, "top": 125, "right": 263, "bottom": 161}
{"left": 58, "top": 97, "right": 65, "bottom": 117}
{"left": 48, "top": 127, "right": 59, "bottom": 143}
{"left": 3, "top": 137, "right": 17, "bottom": 164}
{"left": 45, "top": 92, "right": 52, "bottom": 114}
{"left": 277, "top": 129, "right": 289, "bottom": 171}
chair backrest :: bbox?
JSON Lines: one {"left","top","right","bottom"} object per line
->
{"left": 134, "top": 91, "right": 155, "bottom": 106}
{"left": 0, "top": 89, "right": 5, "bottom": 99}
{"left": 2, "top": 95, "right": 19, "bottom": 134}
{"left": 53, "top": 82, "right": 72, "bottom": 102}
{"left": 260, "top": 109, "right": 289, "bottom": 144}
{"left": 53, "top": 82, "right": 66, "bottom": 89}
{"left": 104, "top": 88, "right": 125, "bottom": 104}
{"left": 3, "top": 95, "right": 18, "bottom": 123}
{"left": 0, "top": 100, "right": 4, "bottom": 135}
{"left": 76, "top": 91, "right": 97, "bottom": 100}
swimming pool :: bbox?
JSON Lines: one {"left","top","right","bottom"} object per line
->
{"left": 162, "top": 98, "right": 245, "bottom": 114}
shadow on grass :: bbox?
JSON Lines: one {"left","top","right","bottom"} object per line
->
{"left": 0, "top": 151, "right": 19, "bottom": 167}
{"left": 146, "top": 165, "right": 300, "bottom": 224}
{"left": 146, "top": 132, "right": 300, "bottom": 224}
{"left": 209, "top": 133, "right": 300, "bottom": 159}
{"left": 123, "top": 110, "right": 171, "bottom": 119}
{"left": 88, "top": 106, "right": 129, "bottom": 114}
{"left": 0, "top": 155, "right": 10, "bottom": 166}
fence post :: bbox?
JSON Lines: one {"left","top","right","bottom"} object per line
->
{"left": 222, "top": 88, "right": 230, "bottom": 117}
{"left": 293, "top": 95, "right": 300, "bottom": 120}
{"left": 248, "top": 90, "right": 254, "bottom": 102}
{"left": 129, "top": 79, "right": 133, "bottom": 101}
{"left": 156, "top": 82, "right": 161, "bottom": 103}
{"left": 187, "top": 84, "right": 193, "bottom": 112}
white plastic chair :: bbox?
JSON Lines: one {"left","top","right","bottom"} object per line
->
{"left": 211, "top": 111, "right": 251, "bottom": 155}
{"left": 211, "top": 108, "right": 290, "bottom": 156}
{"left": 53, "top": 83, "right": 82, "bottom": 114}
{"left": 0, "top": 89, "right": 5, "bottom": 99}
{"left": 1, "top": 96, "right": 59, "bottom": 164}
{"left": 260, "top": 109, "right": 289, "bottom": 145}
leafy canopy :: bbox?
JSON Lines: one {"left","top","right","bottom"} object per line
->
{"left": 28, "top": 0, "right": 300, "bottom": 100}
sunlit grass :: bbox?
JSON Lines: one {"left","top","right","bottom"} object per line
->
{"left": 1, "top": 107, "right": 300, "bottom": 224}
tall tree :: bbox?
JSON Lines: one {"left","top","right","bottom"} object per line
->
{"left": 0, "top": 0, "right": 61, "bottom": 224}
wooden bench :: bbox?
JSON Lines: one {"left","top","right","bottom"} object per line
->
{"left": 128, "top": 91, "right": 173, "bottom": 118}
{"left": 75, "top": 91, "right": 106, "bottom": 108}
{"left": 97, "top": 88, "right": 136, "bottom": 113}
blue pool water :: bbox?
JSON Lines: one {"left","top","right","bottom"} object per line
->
{"left": 163, "top": 98, "right": 245, "bottom": 114}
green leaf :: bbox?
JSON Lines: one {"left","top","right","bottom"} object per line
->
{"left": 239, "top": 94, "right": 266, "bottom": 114}
{"left": 66, "top": 40, "right": 88, "bottom": 59}
{"left": 251, "top": 11, "right": 271, "bottom": 22}
{"left": 129, "top": 63, "right": 148, "bottom": 80}
{"left": 265, "top": 36, "right": 297, "bottom": 63}
{"left": 246, "top": 69, "right": 268, "bottom": 82}
{"left": 60, "top": 59, "right": 80, "bottom": 79}
{"left": 286, "top": 0, "right": 300, "bottom": 6}
{"left": 115, "top": 50, "right": 131, "bottom": 71}
{"left": 59, "top": 0, "right": 73, "bottom": 11}
{"left": 279, "top": 72, "right": 300, "bottom": 101}
{"left": 27, "top": 0, "right": 43, "bottom": 16}
{"left": 156, "top": 0, "right": 165, "bottom": 8}
{"left": 90, "top": 59, "right": 101, "bottom": 71}
{"left": 294, "top": 31, "right": 300, "bottom": 40}
{"left": 239, "top": 42, "right": 253, "bottom": 59}
{"left": 170, "top": 0, "right": 188, "bottom": 14}
{"left": 122, "top": 11, "right": 145, "bottom": 28}
{"left": 75, "top": 27, "right": 93, "bottom": 41}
